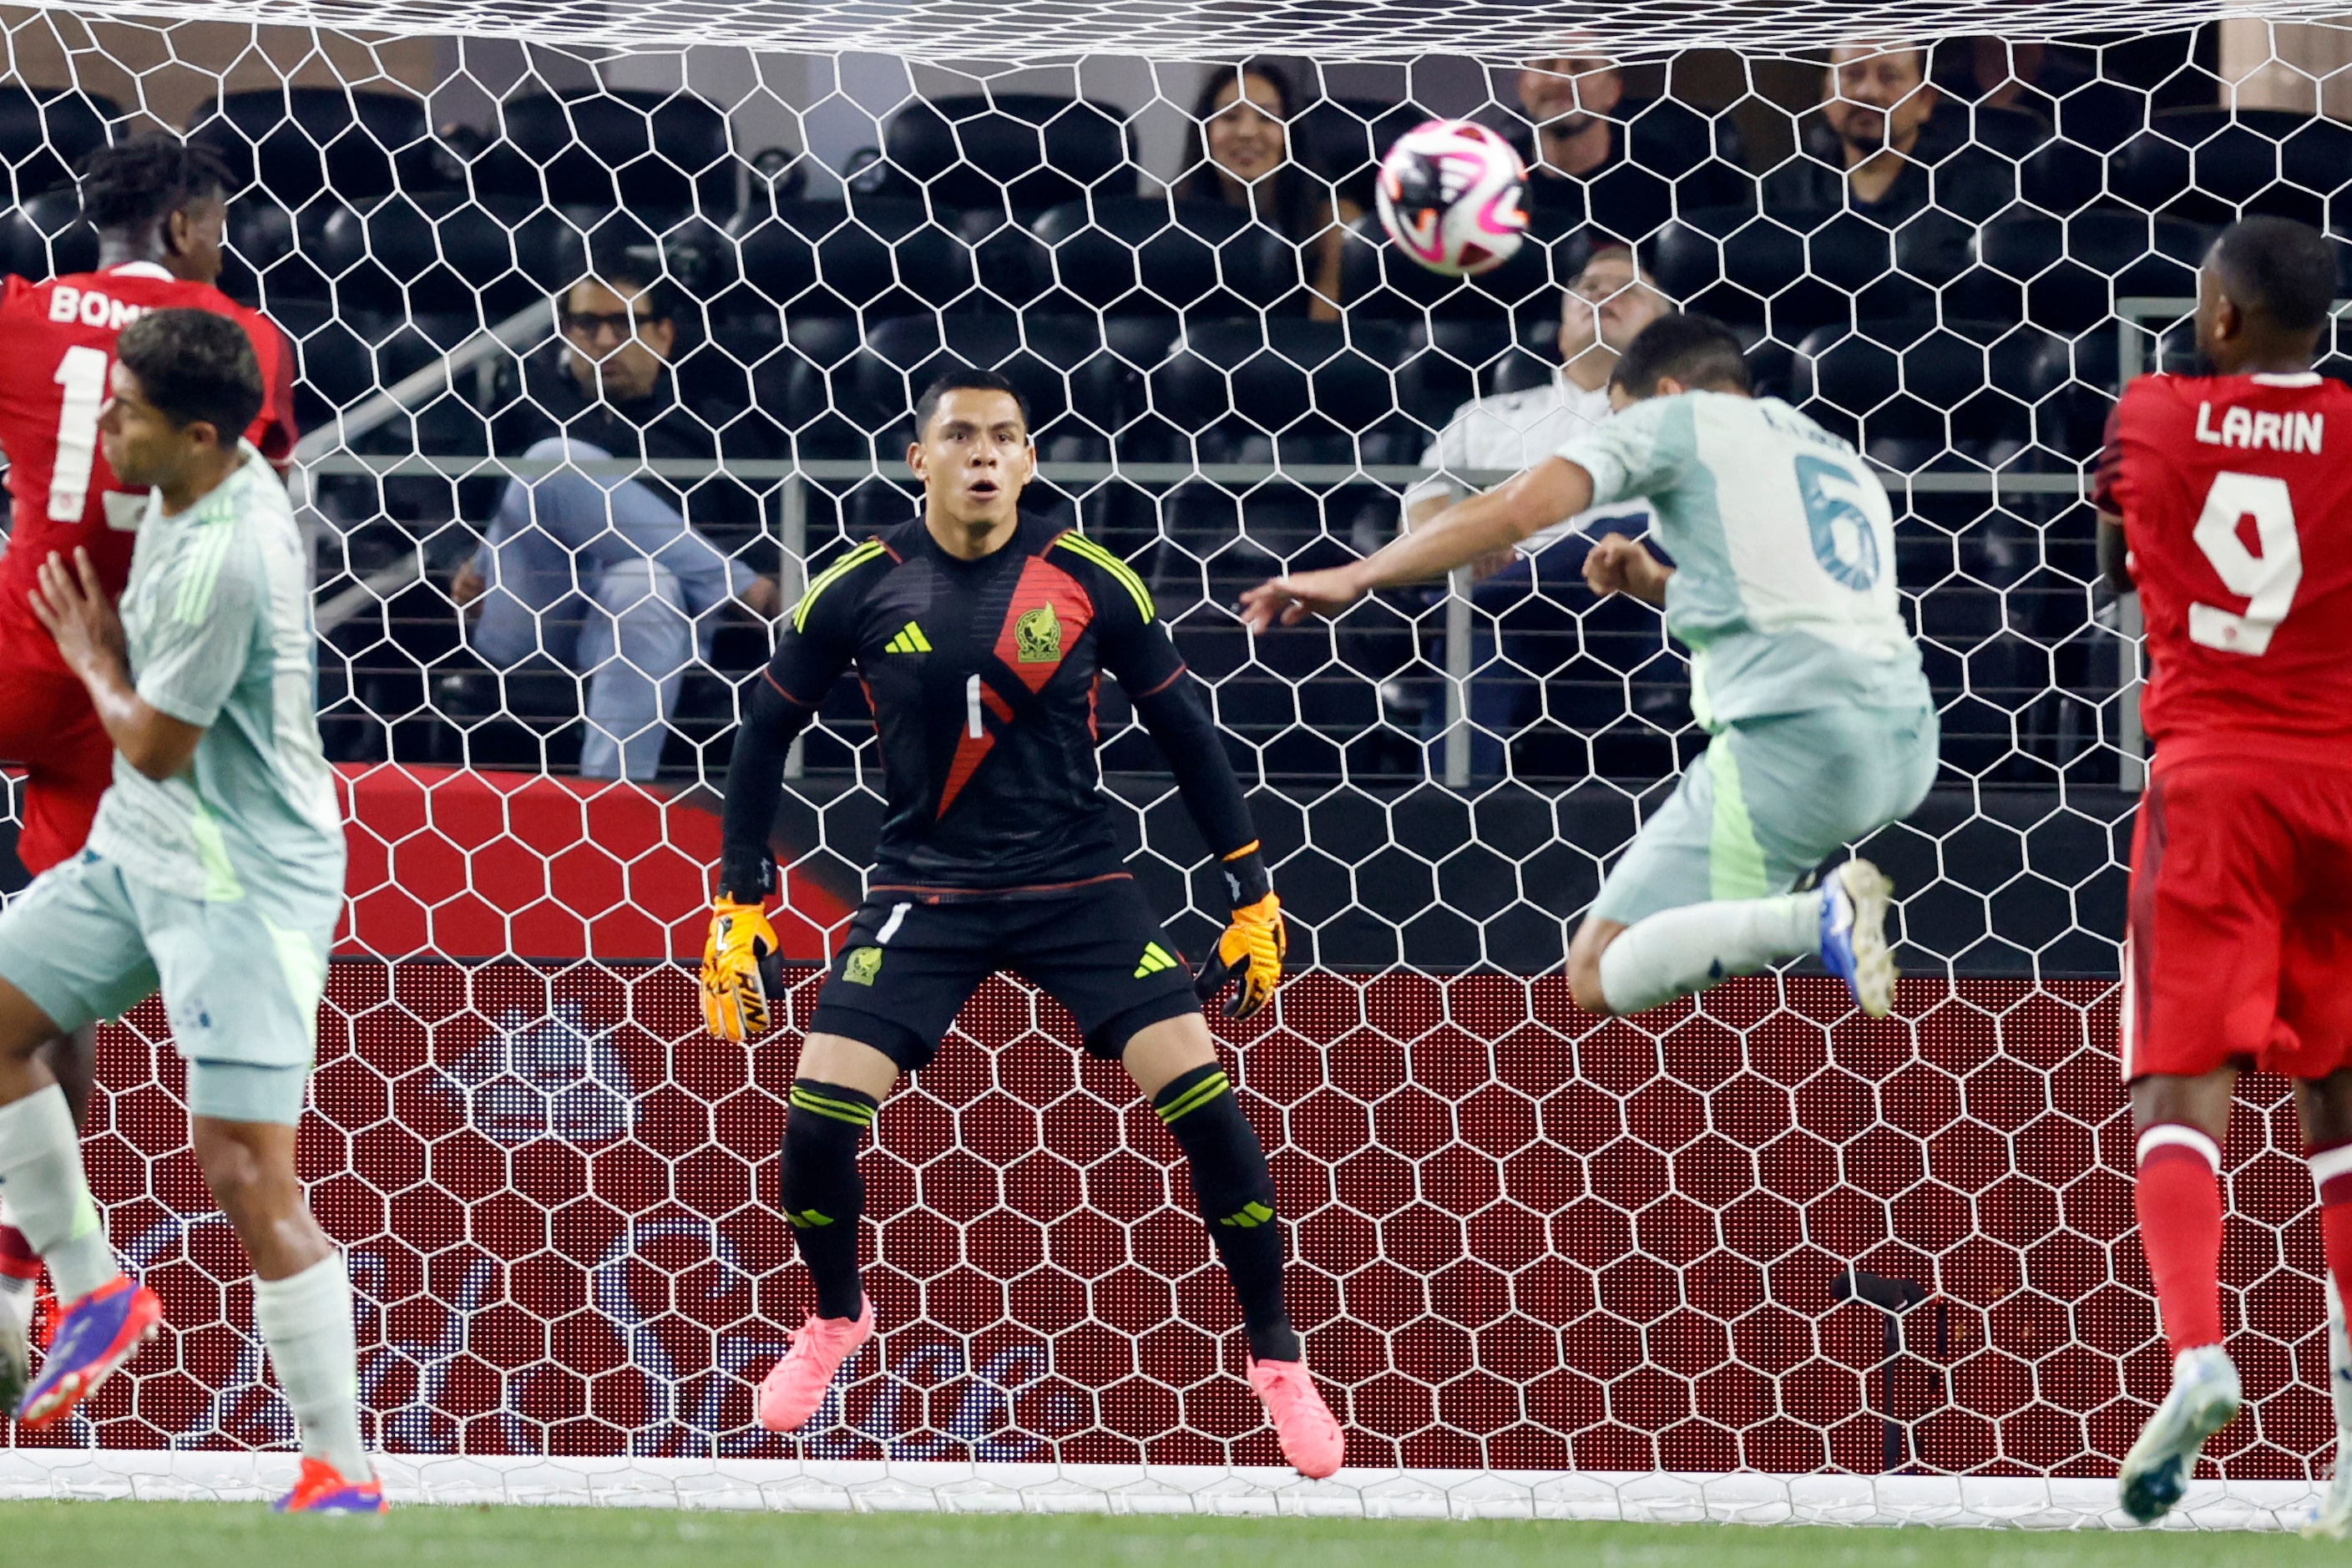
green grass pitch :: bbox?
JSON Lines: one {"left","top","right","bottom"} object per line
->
{"left": 0, "top": 1503, "right": 2344, "bottom": 1567}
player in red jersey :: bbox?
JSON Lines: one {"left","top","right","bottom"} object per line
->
{"left": 0, "top": 134, "right": 297, "bottom": 1414}
{"left": 2096, "top": 215, "right": 2352, "bottom": 1527}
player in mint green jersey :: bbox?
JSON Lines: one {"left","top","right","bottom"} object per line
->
{"left": 1242, "top": 313, "right": 1937, "bottom": 1019}
{"left": 0, "top": 309, "right": 380, "bottom": 1512}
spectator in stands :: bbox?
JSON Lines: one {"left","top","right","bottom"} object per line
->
{"left": 1181, "top": 63, "right": 1361, "bottom": 321}
{"left": 450, "top": 264, "right": 776, "bottom": 781}
{"left": 1510, "top": 48, "right": 1753, "bottom": 244}
{"left": 1763, "top": 42, "right": 2012, "bottom": 224}
{"left": 1402, "top": 247, "right": 1670, "bottom": 776}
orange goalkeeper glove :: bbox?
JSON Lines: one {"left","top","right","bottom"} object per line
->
{"left": 701, "top": 897, "right": 784, "bottom": 1042}
{"left": 1195, "top": 844, "right": 1285, "bottom": 1019}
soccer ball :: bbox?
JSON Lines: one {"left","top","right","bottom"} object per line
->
{"left": 1373, "top": 119, "right": 1530, "bottom": 277}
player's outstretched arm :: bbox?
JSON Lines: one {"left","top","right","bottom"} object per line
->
{"left": 30, "top": 546, "right": 202, "bottom": 780}
{"left": 1237, "top": 457, "right": 1596, "bottom": 632}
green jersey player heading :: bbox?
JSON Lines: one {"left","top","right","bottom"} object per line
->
{"left": 1242, "top": 312, "right": 1938, "bottom": 1020}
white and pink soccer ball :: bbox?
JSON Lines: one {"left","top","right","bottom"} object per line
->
{"left": 1373, "top": 119, "right": 1530, "bottom": 277}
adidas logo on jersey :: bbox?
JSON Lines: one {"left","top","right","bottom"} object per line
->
{"left": 1134, "top": 942, "right": 1178, "bottom": 979}
{"left": 884, "top": 621, "right": 932, "bottom": 654}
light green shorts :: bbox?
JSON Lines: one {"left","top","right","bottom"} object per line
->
{"left": 1591, "top": 703, "right": 1940, "bottom": 927}
{"left": 0, "top": 852, "right": 328, "bottom": 1125}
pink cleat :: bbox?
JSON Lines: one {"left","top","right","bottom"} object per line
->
{"left": 757, "top": 1297, "right": 876, "bottom": 1434}
{"left": 1248, "top": 1358, "right": 1344, "bottom": 1479}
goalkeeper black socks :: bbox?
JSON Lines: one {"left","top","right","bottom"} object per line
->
{"left": 780, "top": 1080, "right": 878, "bottom": 1321}
{"left": 1154, "top": 1065, "right": 1302, "bottom": 1364}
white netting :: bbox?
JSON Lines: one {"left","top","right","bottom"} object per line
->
{"left": 3, "top": 6, "right": 2350, "bottom": 1520}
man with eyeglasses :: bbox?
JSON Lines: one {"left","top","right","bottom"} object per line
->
{"left": 451, "top": 261, "right": 778, "bottom": 781}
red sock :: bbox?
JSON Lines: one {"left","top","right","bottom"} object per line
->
{"left": 2137, "top": 1124, "right": 2224, "bottom": 1357}
{"left": 2313, "top": 1141, "right": 2352, "bottom": 1339}
{"left": 0, "top": 1223, "right": 37, "bottom": 1283}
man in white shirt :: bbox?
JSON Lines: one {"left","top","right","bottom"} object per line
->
{"left": 1403, "top": 247, "right": 1669, "bottom": 775}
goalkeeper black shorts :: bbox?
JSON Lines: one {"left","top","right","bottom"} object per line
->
{"left": 805, "top": 874, "right": 1202, "bottom": 1070}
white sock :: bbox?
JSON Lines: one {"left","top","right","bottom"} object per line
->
{"left": 2330, "top": 1275, "right": 2352, "bottom": 1448}
{"left": 252, "top": 1254, "right": 372, "bottom": 1483}
{"left": 1596, "top": 893, "right": 1823, "bottom": 1014}
{"left": 0, "top": 1086, "right": 118, "bottom": 1302}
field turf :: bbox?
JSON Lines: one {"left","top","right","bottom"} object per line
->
{"left": 1, "top": 1502, "right": 2346, "bottom": 1566}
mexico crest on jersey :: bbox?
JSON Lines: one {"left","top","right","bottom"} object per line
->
{"left": 1014, "top": 604, "right": 1061, "bottom": 663}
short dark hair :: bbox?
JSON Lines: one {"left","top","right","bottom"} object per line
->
{"left": 1609, "top": 311, "right": 1753, "bottom": 397}
{"left": 78, "top": 134, "right": 233, "bottom": 236}
{"left": 577, "top": 240, "right": 674, "bottom": 321}
{"left": 913, "top": 368, "right": 1031, "bottom": 439}
{"left": 116, "top": 308, "right": 264, "bottom": 439}
{"left": 2209, "top": 215, "right": 2339, "bottom": 336}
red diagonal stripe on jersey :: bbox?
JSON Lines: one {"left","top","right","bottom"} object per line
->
{"left": 993, "top": 555, "right": 1094, "bottom": 694}
{"left": 938, "top": 728, "right": 993, "bottom": 819}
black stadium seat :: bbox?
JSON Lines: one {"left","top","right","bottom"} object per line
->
{"left": 1952, "top": 210, "right": 2208, "bottom": 337}
{"left": 1029, "top": 196, "right": 1298, "bottom": 319}
{"left": 2109, "top": 108, "right": 2352, "bottom": 230}
{"left": 1293, "top": 97, "right": 1433, "bottom": 213}
{"left": 719, "top": 199, "right": 978, "bottom": 321}
{"left": 0, "top": 189, "right": 97, "bottom": 280}
{"left": 847, "top": 314, "right": 1127, "bottom": 460}
{"left": 1791, "top": 318, "right": 2069, "bottom": 472}
{"left": 0, "top": 87, "right": 115, "bottom": 209}
{"left": 307, "top": 194, "right": 539, "bottom": 321}
{"left": 1337, "top": 209, "right": 1587, "bottom": 326}
{"left": 1647, "top": 206, "right": 1836, "bottom": 340}
{"left": 471, "top": 88, "right": 738, "bottom": 223}
{"left": 880, "top": 94, "right": 1135, "bottom": 218}
{"left": 1148, "top": 317, "right": 1414, "bottom": 463}
{"left": 189, "top": 87, "right": 447, "bottom": 206}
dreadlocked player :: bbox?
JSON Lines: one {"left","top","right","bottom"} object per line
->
{"left": 701, "top": 369, "right": 1343, "bottom": 1477}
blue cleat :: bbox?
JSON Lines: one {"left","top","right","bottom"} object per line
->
{"left": 2120, "top": 1346, "right": 2240, "bottom": 1523}
{"left": 16, "top": 1273, "right": 160, "bottom": 1429}
{"left": 275, "top": 1457, "right": 388, "bottom": 1515}
{"left": 1819, "top": 858, "right": 1897, "bottom": 1019}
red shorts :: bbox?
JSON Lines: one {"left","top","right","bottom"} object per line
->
{"left": 2123, "top": 754, "right": 2352, "bottom": 1081}
{"left": 0, "top": 666, "right": 109, "bottom": 877}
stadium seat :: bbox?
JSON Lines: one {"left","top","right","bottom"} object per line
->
{"left": 878, "top": 94, "right": 1136, "bottom": 218}
{"left": 2109, "top": 107, "right": 2352, "bottom": 230}
{"left": 1292, "top": 97, "right": 1432, "bottom": 213}
{"left": 1791, "top": 318, "right": 2069, "bottom": 471}
{"left": 1646, "top": 206, "right": 1839, "bottom": 341}
{"left": 1148, "top": 317, "right": 1415, "bottom": 463}
{"left": 188, "top": 87, "right": 449, "bottom": 206}
{"left": 721, "top": 199, "right": 978, "bottom": 320}
{"left": 0, "top": 86, "right": 116, "bottom": 209}
{"left": 1337, "top": 209, "right": 1586, "bottom": 326}
{"left": 1951, "top": 210, "right": 2208, "bottom": 337}
{"left": 471, "top": 87, "right": 740, "bottom": 224}
{"left": 1029, "top": 195, "right": 1299, "bottom": 319}
{"left": 847, "top": 314, "right": 1127, "bottom": 460}
{"left": 307, "top": 194, "right": 541, "bottom": 321}
{"left": 0, "top": 188, "right": 96, "bottom": 280}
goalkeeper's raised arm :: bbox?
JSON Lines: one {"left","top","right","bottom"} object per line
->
{"left": 701, "top": 367, "right": 1340, "bottom": 1478}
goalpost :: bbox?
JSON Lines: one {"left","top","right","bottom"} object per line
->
{"left": 1, "top": 0, "right": 2349, "bottom": 1526}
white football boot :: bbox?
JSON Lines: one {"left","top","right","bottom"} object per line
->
{"left": 2118, "top": 1345, "right": 2242, "bottom": 1524}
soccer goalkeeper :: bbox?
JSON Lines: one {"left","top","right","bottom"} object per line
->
{"left": 702, "top": 369, "right": 1342, "bottom": 1478}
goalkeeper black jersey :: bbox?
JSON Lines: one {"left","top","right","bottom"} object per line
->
{"left": 761, "top": 513, "right": 1206, "bottom": 897}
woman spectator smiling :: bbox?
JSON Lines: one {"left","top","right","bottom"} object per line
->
{"left": 1181, "top": 63, "right": 1360, "bottom": 321}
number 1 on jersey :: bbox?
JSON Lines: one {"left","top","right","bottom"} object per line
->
{"left": 2190, "top": 470, "right": 2301, "bottom": 656}
{"left": 48, "top": 344, "right": 109, "bottom": 523}
{"left": 966, "top": 674, "right": 984, "bottom": 738}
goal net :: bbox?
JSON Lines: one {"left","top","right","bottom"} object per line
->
{"left": 0, "top": 1, "right": 2345, "bottom": 1525}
